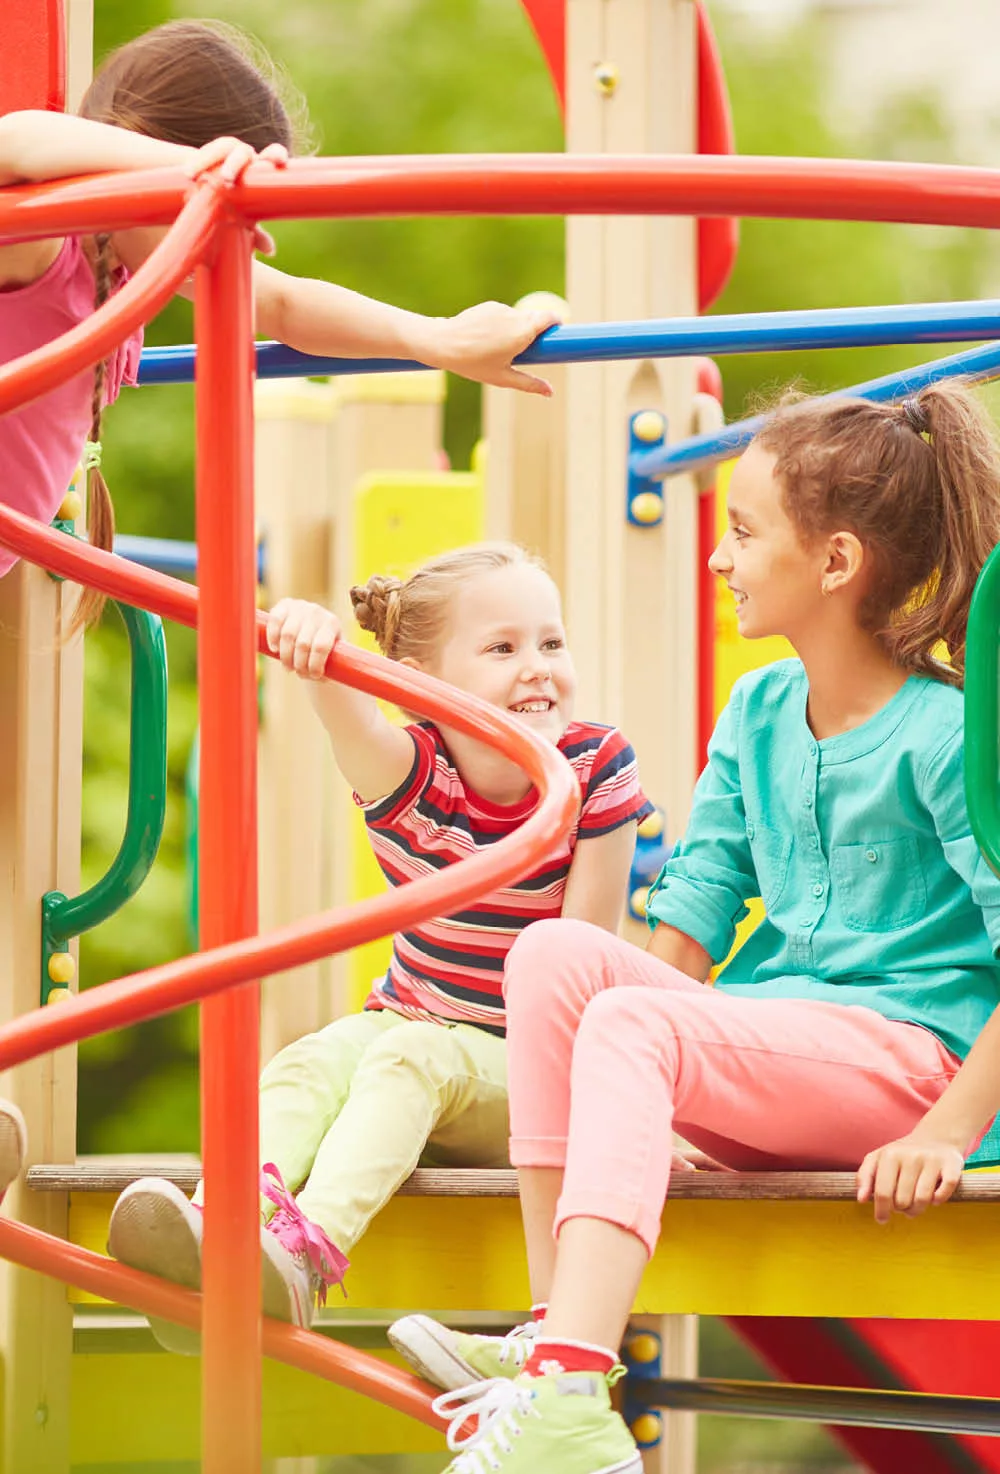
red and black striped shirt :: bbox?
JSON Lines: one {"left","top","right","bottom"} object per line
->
{"left": 357, "top": 720, "right": 652, "bottom": 1033}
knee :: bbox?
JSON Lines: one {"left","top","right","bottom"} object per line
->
{"left": 504, "top": 918, "right": 607, "bottom": 1011}
{"left": 259, "top": 1029, "right": 331, "bottom": 1089}
{"left": 357, "top": 1021, "right": 463, "bottom": 1093}
{"left": 578, "top": 988, "right": 680, "bottom": 1073}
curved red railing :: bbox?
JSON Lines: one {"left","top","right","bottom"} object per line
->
{"left": 6, "top": 150, "right": 1000, "bottom": 1470}
{"left": 5, "top": 154, "right": 1000, "bottom": 244}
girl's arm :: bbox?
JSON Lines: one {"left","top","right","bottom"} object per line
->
{"left": 266, "top": 599, "right": 414, "bottom": 804}
{"left": 857, "top": 1004, "right": 1000, "bottom": 1224}
{"left": 0, "top": 110, "right": 196, "bottom": 187}
{"left": 252, "top": 263, "right": 560, "bottom": 396}
{"left": 646, "top": 921, "right": 712, "bottom": 980}
{"left": 560, "top": 822, "right": 641, "bottom": 934}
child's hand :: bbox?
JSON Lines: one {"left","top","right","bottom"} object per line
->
{"left": 430, "top": 300, "right": 563, "bottom": 397}
{"left": 185, "top": 138, "right": 288, "bottom": 255}
{"left": 266, "top": 598, "right": 342, "bottom": 680}
{"left": 856, "top": 1133, "right": 965, "bottom": 1224}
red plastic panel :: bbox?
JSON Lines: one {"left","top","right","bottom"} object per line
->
{"left": 0, "top": 0, "right": 65, "bottom": 114}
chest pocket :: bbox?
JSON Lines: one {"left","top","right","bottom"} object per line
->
{"left": 747, "top": 822, "right": 792, "bottom": 911}
{"left": 831, "top": 836, "right": 926, "bottom": 933}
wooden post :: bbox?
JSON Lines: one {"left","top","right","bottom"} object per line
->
{"left": 256, "top": 372, "right": 446, "bottom": 1050}
{"left": 0, "top": 568, "right": 82, "bottom": 1474}
{"left": 564, "top": 0, "right": 700, "bottom": 853}
{"left": 562, "top": 5, "right": 701, "bottom": 1468}
{"left": 484, "top": 292, "right": 568, "bottom": 588}
{"left": 255, "top": 380, "right": 342, "bottom": 1062}
{"left": 0, "top": 9, "right": 92, "bottom": 1467}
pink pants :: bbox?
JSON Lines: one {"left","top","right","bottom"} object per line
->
{"left": 505, "top": 920, "right": 964, "bottom": 1255}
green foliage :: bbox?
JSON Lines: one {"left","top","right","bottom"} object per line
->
{"left": 78, "top": 2, "right": 999, "bottom": 1158}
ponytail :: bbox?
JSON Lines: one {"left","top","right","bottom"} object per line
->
{"left": 893, "top": 382, "right": 1000, "bottom": 684}
{"left": 757, "top": 381, "right": 1000, "bottom": 687}
{"left": 67, "top": 235, "right": 115, "bottom": 636}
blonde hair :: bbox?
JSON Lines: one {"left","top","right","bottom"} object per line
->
{"left": 755, "top": 381, "right": 1000, "bottom": 686}
{"left": 350, "top": 542, "right": 546, "bottom": 663}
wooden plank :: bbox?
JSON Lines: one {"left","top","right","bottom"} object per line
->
{"left": 27, "top": 1158, "right": 1000, "bottom": 1201}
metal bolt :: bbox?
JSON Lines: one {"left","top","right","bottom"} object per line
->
{"left": 593, "top": 62, "right": 619, "bottom": 97}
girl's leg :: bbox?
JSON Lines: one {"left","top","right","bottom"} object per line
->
{"left": 294, "top": 1019, "right": 507, "bottom": 1252}
{"left": 504, "top": 918, "right": 707, "bottom": 1303}
{"left": 257, "top": 1009, "right": 401, "bottom": 1199}
{"left": 542, "top": 983, "right": 959, "bottom": 1348}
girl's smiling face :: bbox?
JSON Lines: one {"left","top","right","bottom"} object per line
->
{"left": 709, "top": 441, "right": 834, "bottom": 644}
{"left": 425, "top": 562, "right": 577, "bottom": 746}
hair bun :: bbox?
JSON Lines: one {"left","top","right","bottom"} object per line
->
{"left": 350, "top": 575, "right": 403, "bottom": 653}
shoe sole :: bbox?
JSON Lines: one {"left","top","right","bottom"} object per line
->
{"left": 108, "top": 1179, "right": 203, "bottom": 1356}
{"left": 387, "top": 1314, "right": 481, "bottom": 1390}
{"left": 0, "top": 1102, "right": 27, "bottom": 1199}
{"left": 260, "top": 1230, "right": 312, "bottom": 1327}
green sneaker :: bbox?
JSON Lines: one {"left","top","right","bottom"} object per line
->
{"left": 432, "top": 1369, "right": 641, "bottom": 1474}
{"left": 388, "top": 1314, "right": 537, "bottom": 1390}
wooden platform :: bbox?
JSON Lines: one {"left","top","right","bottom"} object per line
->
{"left": 25, "top": 1156, "right": 1000, "bottom": 1321}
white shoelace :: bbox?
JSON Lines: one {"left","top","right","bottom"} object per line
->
{"left": 493, "top": 1321, "right": 537, "bottom": 1369}
{"left": 432, "top": 1377, "right": 543, "bottom": 1473}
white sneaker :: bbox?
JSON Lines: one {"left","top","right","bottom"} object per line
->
{"left": 0, "top": 1101, "right": 27, "bottom": 1198}
{"left": 107, "top": 1178, "right": 203, "bottom": 1355}
{"left": 389, "top": 1314, "right": 538, "bottom": 1390}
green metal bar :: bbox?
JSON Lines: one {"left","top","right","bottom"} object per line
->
{"left": 41, "top": 601, "right": 168, "bottom": 1001}
{"left": 965, "top": 544, "right": 1000, "bottom": 879}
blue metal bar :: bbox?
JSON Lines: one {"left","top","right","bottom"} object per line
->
{"left": 633, "top": 337, "right": 1000, "bottom": 481}
{"left": 114, "top": 534, "right": 198, "bottom": 577}
{"left": 137, "top": 298, "right": 1000, "bottom": 385}
{"left": 113, "top": 534, "right": 264, "bottom": 583}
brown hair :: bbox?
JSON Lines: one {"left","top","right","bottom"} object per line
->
{"left": 70, "top": 21, "right": 309, "bottom": 628}
{"left": 755, "top": 381, "right": 1000, "bottom": 686}
{"left": 350, "top": 542, "right": 546, "bottom": 664}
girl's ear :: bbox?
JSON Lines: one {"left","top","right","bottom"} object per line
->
{"left": 820, "top": 530, "right": 865, "bottom": 596}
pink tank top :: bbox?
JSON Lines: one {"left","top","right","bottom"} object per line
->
{"left": 0, "top": 237, "right": 143, "bottom": 577}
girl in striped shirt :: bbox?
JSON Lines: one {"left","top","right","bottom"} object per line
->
{"left": 109, "top": 541, "right": 651, "bottom": 1338}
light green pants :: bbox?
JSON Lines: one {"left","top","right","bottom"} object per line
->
{"left": 256, "top": 1009, "right": 509, "bottom": 1254}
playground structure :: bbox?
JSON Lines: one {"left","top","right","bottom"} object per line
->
{"left": 6, "top": 1, "right": 1000, "bottom": 1472}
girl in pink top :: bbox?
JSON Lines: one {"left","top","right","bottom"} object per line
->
{"left": 0, "top": 20, "right": 559, "bottom": 623}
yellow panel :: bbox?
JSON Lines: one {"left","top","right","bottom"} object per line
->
{"left": 67, "top": 1189, "right": 1000, "bottom": 1322}
{"left": 349, "top": 469, "right": 485, "bottom": 1006}
{"left": 69, "top": 1349, "right": 445, "bottom": 1464}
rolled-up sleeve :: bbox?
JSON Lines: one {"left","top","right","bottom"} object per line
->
{"left": 920, "top": 725, "right": 1000, "bottom": 953}
{"left": 646, "top": 690, "right": 759, "bottom": 962}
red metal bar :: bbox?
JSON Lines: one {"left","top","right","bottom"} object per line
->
{"left": 195, "top": 220, "right": 261, "bottom": 1472}
{"left": 0, "top": 506, "right": 578, "bottom": 1067}
{"left": 0, "top": 183, "right": 224, "bottom": 417}
{"left": 6, "top": 154, "right": 1000, "bottom": 242}
{"left": 0, "top": 1216, "right": 443, "bottom": 1426}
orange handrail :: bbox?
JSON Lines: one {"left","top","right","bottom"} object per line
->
{"left": 0, "top": 1216, "right": 444, "bottom": 1428}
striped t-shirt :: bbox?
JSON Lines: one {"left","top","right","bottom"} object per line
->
{"left": 358, "top": 720, "right": 652, "bottom": 1033}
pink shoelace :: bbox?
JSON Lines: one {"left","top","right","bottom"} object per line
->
{"left": 260, "top": 1163, "right": 350, "bottom": 1305}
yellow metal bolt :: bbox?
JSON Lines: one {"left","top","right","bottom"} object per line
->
{"left": 57, "top": 489, "right": 83, "bottom": 522}
{"left": 630, "top": 1412, "right": 663, "bottom": 1446}
{"left": 46, "top": 988, "right": 73, "bottom": 1007}
{"left": 627, "top": 1331, "right": 661, "bottom": 1364}
{"left": 629, "top": 885, "right": 650, "bottom": 918}
{"left": 630, "top": 492, "right": 663, "bottom": 525}
{"left": 632, "top": 410, "right": 666, "bottom": 444}
{"left": 637, "top": 810, "right": 664, "bottom": 842}
{"left": 47, "top": 952, "right": 76, "bottom": 986}
{"left": 594, "top": 62, "right": 620, "bottom": 97}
